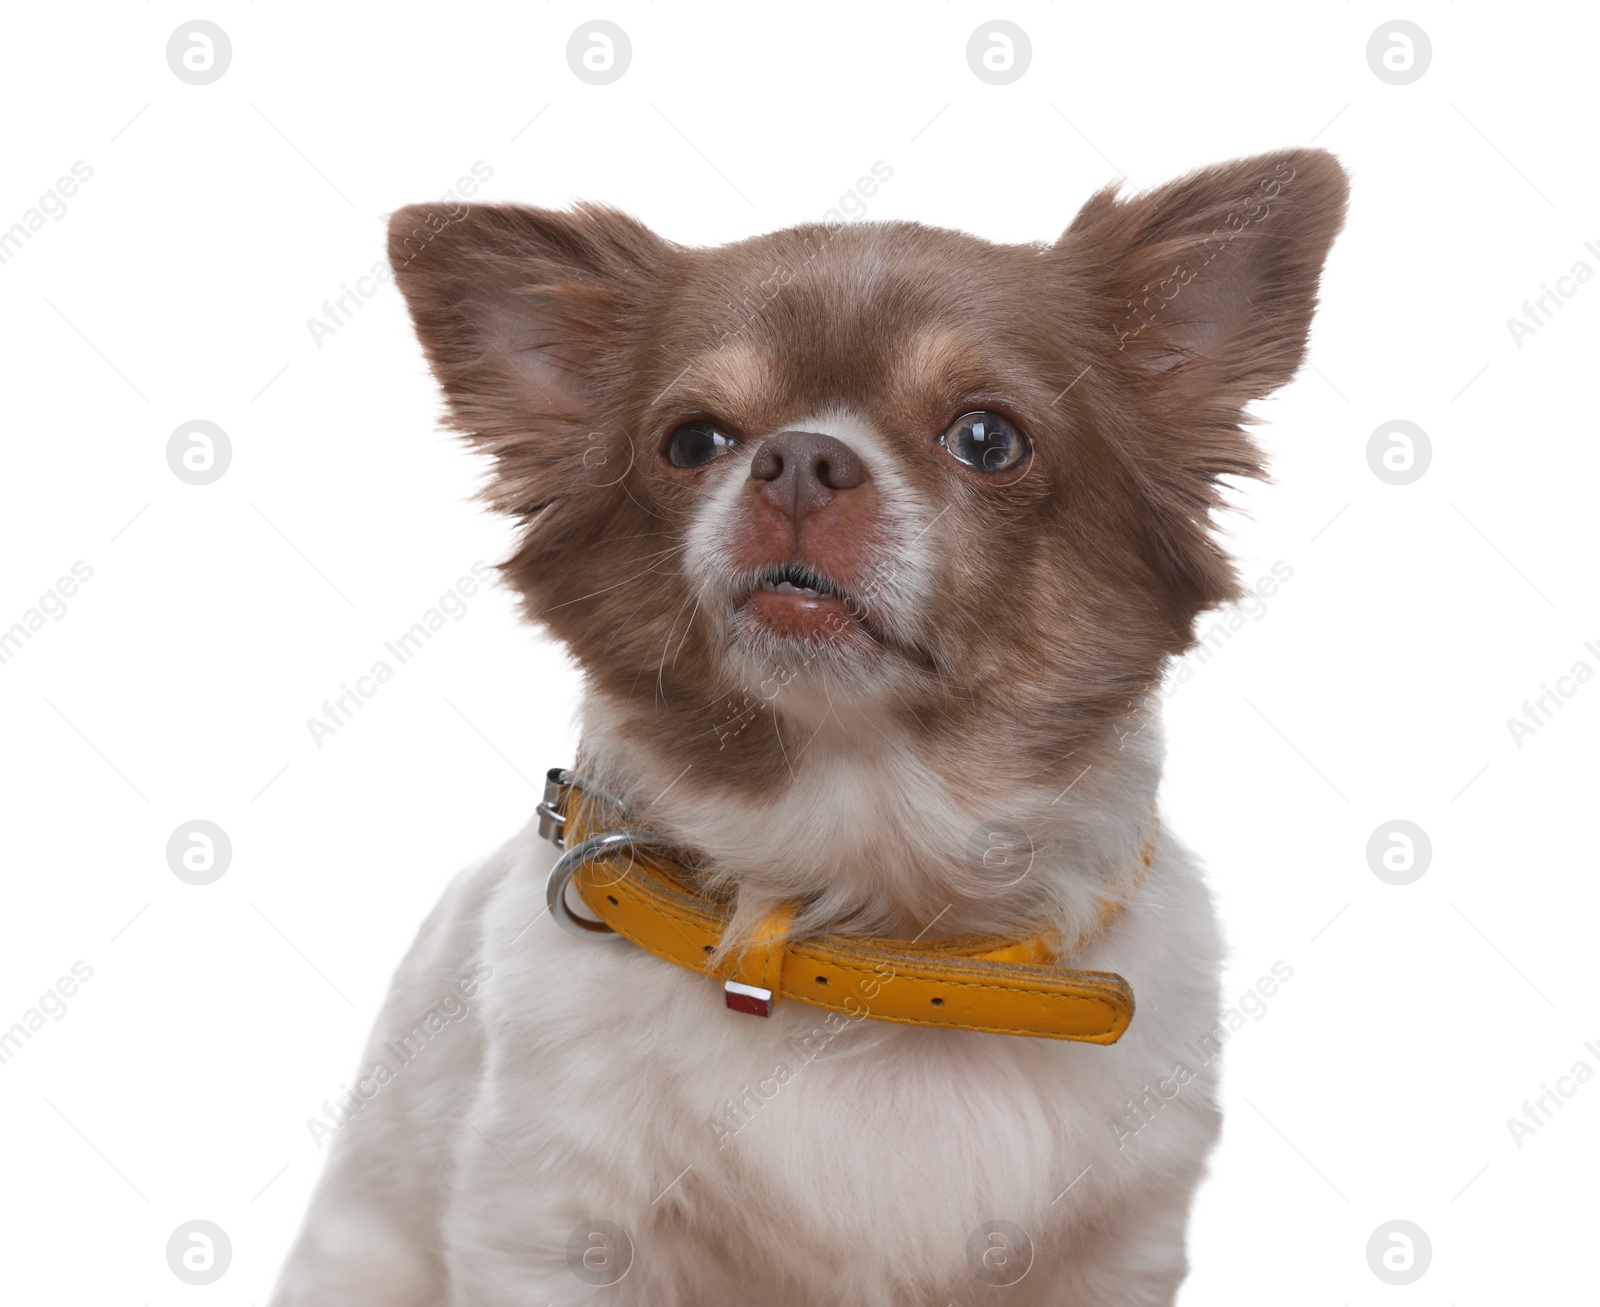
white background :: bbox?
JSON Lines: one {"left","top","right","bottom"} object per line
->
{"left": 1, "top": 2, "right": 1595, "bottom": 1302}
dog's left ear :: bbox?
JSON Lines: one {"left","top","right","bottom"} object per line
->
{"left": 1056, "top": 150, "right": 1348, "bottom": 636}
{"left": 1059, "top": 148, "right": 1349, "bottom": 417}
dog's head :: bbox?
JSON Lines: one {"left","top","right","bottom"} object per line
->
{"left": 389, "top": 150, "right": 1346, "bottom": 849}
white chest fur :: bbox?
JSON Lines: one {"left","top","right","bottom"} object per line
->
{"left": 271, "top": 733, "right": 1224, "bottom": 1307}
{"left": 429, "top": 814, "right": 1223, "bottom": 1305}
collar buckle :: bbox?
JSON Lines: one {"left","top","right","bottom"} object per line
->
{"left": 537, "top": 767, "right": 571, "bottom": 848}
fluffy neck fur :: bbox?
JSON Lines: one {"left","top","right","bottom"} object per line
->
{"left": 574, "top": 686, "right": 1164, "bottom": 951}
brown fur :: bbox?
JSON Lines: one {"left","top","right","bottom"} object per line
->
{"left": 388, "top": 150, "right": 1348, "bottom": 818}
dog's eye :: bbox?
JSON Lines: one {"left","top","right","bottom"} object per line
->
{"left": 939, "top": 411, "right": 1029, "bottom": 473}
{"left": 665, "top": 422, "right": 738, "bottom": 468}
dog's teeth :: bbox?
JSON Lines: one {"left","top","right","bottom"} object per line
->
{"left": 770, "top": 580, "right": 820, "bottom": 597}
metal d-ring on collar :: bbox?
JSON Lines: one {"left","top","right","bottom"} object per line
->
{"left": 545, "top": 832, "right": 640, "bottom": 939}
{"left": 540, "top": 767, "right": 666, "bottom": 941}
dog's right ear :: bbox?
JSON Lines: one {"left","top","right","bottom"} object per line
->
{"left": 387, "top": 202, "right": 671, "bottom": 513}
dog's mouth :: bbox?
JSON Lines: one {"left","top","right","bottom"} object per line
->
{"left": 755, "top": 563, "right": 843, "bottom": 601}
{"left": 740, "top": 563, "right": 867, "bottom": 644}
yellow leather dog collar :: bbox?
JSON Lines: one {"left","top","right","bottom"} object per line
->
{"left": 539, "top": 769, "right": 1151, "bottom": 1044}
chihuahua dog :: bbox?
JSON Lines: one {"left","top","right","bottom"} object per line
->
{"left": 270, "top": 149, "right": 1347, "bottom": 1306}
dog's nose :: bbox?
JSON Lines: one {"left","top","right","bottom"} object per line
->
{"left": 747, "top": 430, "right": 866, "bottom": 521}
